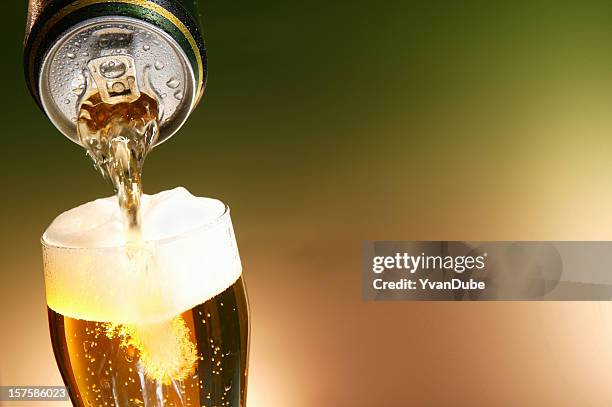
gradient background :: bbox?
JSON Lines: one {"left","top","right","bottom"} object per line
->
{"left": 3, "top": 1, "right": 612, "bottom": 405}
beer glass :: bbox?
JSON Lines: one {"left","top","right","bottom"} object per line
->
{"left": 42, "top": 201, "right": 249, "bottom": 407}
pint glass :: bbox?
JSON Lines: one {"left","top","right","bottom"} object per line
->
{"left": 42, "top": 196, "right": 249, "bottom": 407}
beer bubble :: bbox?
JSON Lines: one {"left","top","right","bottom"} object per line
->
{"left": 126, "top": 345, "right": 136, "bottom": 360}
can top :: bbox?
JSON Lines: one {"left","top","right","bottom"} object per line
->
{"left": 39, "top": 16, "right": 197, "bottom": 146}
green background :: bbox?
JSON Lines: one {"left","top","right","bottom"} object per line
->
{"left": 4, "top": 1, "right": 612, "bottom": 405}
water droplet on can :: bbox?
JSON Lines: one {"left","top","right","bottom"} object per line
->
{"left": 154, "top": 61, "right": 165, "bottom": 70}
{"left": 100, "top": 59, "right": 127, "bottom": 79}
{"left": 112, "top": 82, "right": 126, "bottom": 93}
{"left": 71, "top": 74, "right": 86, "bottom": 95}
{"left": 66, "top": 52, "right": 76, "bottom": 59}
{"left": 64, "top": 98, "right": 71, "bottom": 104}
{"left": 142, "top": 44, "right": 150, "bottom": 51}
{"left": 174, "top": 90, "right": 183, "bottom": 100}
{"left": 166, "top": 77, "right": 180, "bottom": 88}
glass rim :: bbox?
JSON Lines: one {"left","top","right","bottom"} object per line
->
{"left": 41, "top": 201, "right": 231, "bottom": 251}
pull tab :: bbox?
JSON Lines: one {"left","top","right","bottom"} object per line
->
{"left": 87, "top": 55, "right": 141, "bottom": 104}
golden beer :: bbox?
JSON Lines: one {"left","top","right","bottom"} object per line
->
{"left": 48, "top": 278, "right": 248, "bottom": 407}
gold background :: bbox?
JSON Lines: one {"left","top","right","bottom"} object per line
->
{"left": 4, "top": 1, "right": 612, "bottom": 405}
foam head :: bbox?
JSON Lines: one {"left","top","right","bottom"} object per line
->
{"left": 42, "top": 187, "right": 242, "bottom": 323}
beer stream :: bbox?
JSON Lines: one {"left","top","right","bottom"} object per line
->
{"left": 77, "top": 91, "right": 158, "bottom": 245}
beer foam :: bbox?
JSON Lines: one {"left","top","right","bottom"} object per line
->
{"left": 42, "top": 187, "right": 242, "bottom": 323}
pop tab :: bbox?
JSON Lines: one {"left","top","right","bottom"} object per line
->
{"left": 88, "top": 55, "right": 141, "bottom": 104}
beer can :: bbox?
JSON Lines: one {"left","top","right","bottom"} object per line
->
{"left": 24, "top": 0, "right": 207, "bottom": 146}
